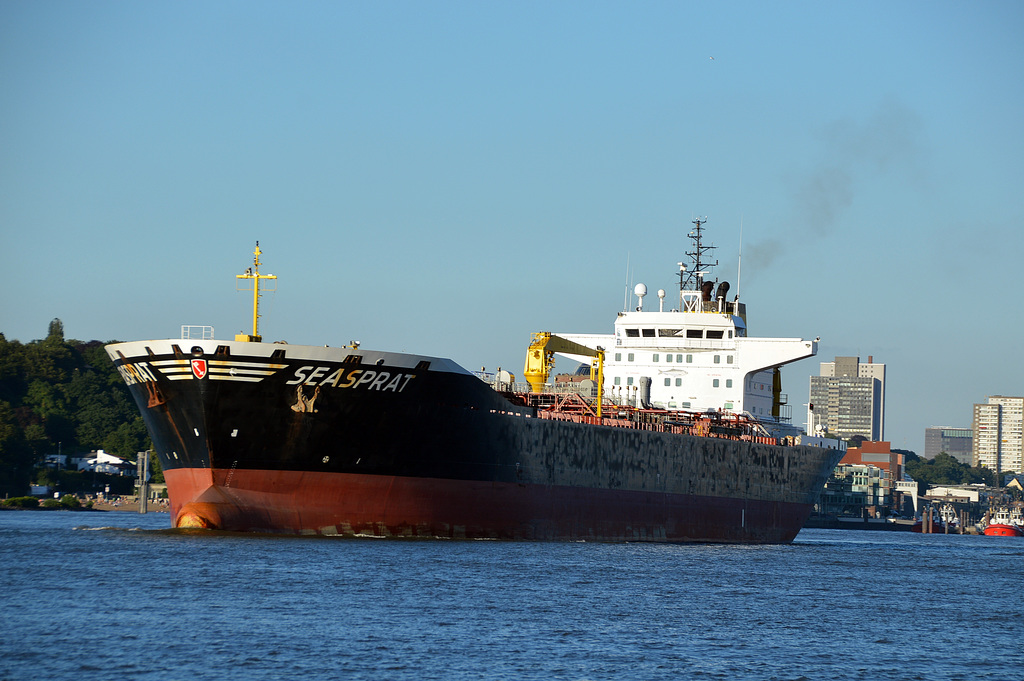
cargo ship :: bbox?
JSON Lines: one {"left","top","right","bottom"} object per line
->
{"left": 107, "top": 222, "right": 845, "bottom": 542}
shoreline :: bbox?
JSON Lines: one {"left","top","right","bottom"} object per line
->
{"left": 1, "top": 498, "right": 169, "bottom": 514}
{"left": 90, "top": 500, "right": 169, "bottom": 513}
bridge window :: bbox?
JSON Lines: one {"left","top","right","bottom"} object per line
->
{"left": 707, "top": 330, "right": 724, "bottom": 339}
{"left": 642, "top": 329, "right": 656, "bottom": 337}
{"left": 625, "top": 329, "right": 639, "bottom": 337}
{"left": 686, "top": 329, "right": 703, "bottom": 339}
{"left": 659, "top": 329, "right": 683, "bottom": 337}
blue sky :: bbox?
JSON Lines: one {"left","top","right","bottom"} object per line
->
{"left": 2, "top": 1, "right": 1022, "bottom": 455}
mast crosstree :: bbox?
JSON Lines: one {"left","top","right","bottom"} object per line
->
{"left": 676, "top": 217, "right": 720, "bottom": 311}
{"left": 235, "top": 241, "right": 277, "bottom": 342}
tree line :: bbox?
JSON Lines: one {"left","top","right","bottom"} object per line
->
{"left": 0, "top": 319, "right": 153, "bottom": 497}
{"left": 902, "top": 450, "right": 997, "bottom": 488}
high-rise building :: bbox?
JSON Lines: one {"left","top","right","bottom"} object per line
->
{"left": 972, "top": 396, "right": 1024, "bottom": 473}
{"left": 807, "top": 356, "right": 885, "bottom": 441}
{"left": 924, "top": 427, "right": 973, "bottom": 464}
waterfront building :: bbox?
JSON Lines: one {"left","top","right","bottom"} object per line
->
{"left": 72, "top": 449, "right": 135, "bottom": 476}
{"left": 893, "top": 479, "right": 919, "bottom": 515}
{"left": 807, "top": 356, "right": 885, "bottom": 441}
{"left": 924, "top": 426, "right": 973, "bottom": 464}
{"left": 926, "top": 486, "right": 982, "bottom": 504}
{"left": 819, "top": 463, "right": 889, "bottom": 516}
{"left": 819, "top": 441, "right": 902, "bottom": 517}
{"left": 972, "top": 396, "right": 1024, "bottom": 474}
{"left": 845, "top": 441, "right": 903, "bottom": 480}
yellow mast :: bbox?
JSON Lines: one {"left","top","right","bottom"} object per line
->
{"left": 234, "top": 241, "right": 277, "bottom": 342}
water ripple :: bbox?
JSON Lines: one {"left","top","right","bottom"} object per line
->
{"left": 2, "top": 512, "right": 1021, "bottom": 681}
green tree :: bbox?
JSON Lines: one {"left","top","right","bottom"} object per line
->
{"left": 47, "top": 318, "right": 64, "bottom": 343}
{"left": 0, "top": 400, "right": 34, "bottom": 496}
{"left": 970, "top": 465, "right": 998, "bottom": 487}
{"left": 24, "top": 337, "right": 76, "bottom": 384}
{"left": 101, "top": 420, "right": 150, "bottom": 460}
{"left": 0, "top": 322, "right": 154, "bottom": 495}
{"left": 905, "top": 451, "right": 996, "bottom": 487}
{"left": 0, "top": 334, "right": 27, "bottom": 403}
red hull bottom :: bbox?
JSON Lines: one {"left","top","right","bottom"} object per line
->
{"left": 983, "top": 523, "right": 1024, "bottom": 537}
{"left": 165, "top": 468, "right": 813, "bottom": 543}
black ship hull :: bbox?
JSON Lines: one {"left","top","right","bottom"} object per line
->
{"left": 107, "top": 338, "right": 843, "bottom": 542}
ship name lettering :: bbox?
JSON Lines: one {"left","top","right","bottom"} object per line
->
{"left": 286, "top": 365, "right": 415, "bottom": 392}
{"left": 118, "top": 362, "right": 157, "bottom": 385}
{"left": 305, "top": 366, "right": 329, "bottom": 384}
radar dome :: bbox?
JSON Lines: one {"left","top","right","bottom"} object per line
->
{"left": 634, "top": 283, "right": 648, "bottom": 297}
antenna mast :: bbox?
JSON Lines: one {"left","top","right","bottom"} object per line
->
{"left": 736, "top": 215, "right": 743, "bottom": 301}
{"left": 679, "top": 217, "right": 717, "bottom": 291}
{"left": 235, "top": 241, "right": 277, "bottom": 342}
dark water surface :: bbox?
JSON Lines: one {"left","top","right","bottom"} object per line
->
{"left": 2, "top": 510, "right": 1021, "bottom": 680}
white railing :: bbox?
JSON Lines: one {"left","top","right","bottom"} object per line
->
{"left": 181, "top": 325, "right": 215, "bottom": 340}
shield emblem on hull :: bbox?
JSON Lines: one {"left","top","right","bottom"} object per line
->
{"left": 191, "top": 359, "right": 208, "bottom": 379}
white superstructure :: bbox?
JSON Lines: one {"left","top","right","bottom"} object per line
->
{"left": 555, "top": 219, "right": 817, "bottom": 433}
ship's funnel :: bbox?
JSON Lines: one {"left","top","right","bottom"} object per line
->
{"left": 716, "top": 281, "right": 730, "bottom": 301}
{"left": 701, "top": 281, "right": 714, "bottom": 301}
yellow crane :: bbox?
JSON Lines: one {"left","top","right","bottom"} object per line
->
{"left": 523, "top": 332, "right": 605, "bottom": 417}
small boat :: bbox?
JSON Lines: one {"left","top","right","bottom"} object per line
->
{"left": 912, "top": 504, "right": 958, "bottom": 533}
{"left": 983, "top": 508, "right": 1024, "bottom": 537}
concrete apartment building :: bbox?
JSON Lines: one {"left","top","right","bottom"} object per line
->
{"left": 924, "top": 427, "right": 973, "bottom": 464}
{"left": 807, "top": 356, "right": 886, "bottom": 441}
{"left": 973, "top": 396, "right": 1024, "bottom": 473}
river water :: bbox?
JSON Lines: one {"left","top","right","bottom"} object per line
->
{"left": 1, "top": 510, "right": 1020, "bottom": 681}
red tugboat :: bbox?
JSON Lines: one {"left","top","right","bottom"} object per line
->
{"left": 983, "top": 508, "right": 1024, "bottom": 537}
